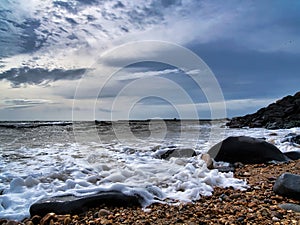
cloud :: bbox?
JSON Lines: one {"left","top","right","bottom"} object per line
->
{"left": 0, "top": 0, "right": 171, "bottom": 59}
{"left": 1, "top": 0, "right": 299, "bottom": 74}
{"left": 0, "top": 0, "right": 299, "bottom": 121}
{"left": 1, "top": 98, "right": 54, "bottom": 110}
{"left": 115, "top": 68, "right": 179, "bottom": 81}
{"left": 0, "top": 67, "right": 87, "bottom": 87}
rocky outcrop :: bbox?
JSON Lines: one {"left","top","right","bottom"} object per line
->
{"left": 207, "top": 136, "right": 289, "bottom": 164}
{"left": 273, "top": 173, "right": 300, "bottom": 200}
{"left": 226, "top": 91, "right": 300, "bottom": 129}
{"left": 30, "top": 191, "right": 142, "bottom": 217}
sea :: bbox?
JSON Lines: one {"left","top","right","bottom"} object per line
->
{"left": 0, "top": 120, "right": 299, "bottom": 221}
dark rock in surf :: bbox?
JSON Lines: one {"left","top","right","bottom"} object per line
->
{"left": 207, "top": 136, "right": 289, "bottom": 164}
{"left": 291, "top": 135, "right": 300, "bottom": 145}
{"left": 30, "top": 191, "right": 141, "bottom": 217}
{"left": 273, "top": 173, "right": 300, "bottom": 200}
{"left": 283, "top": 151, "right": 300, "bottom": 160}
{"left": 226, "top": 91, "right": 300, "bottom": 129}
{"left": 159, "top": 148, "right": 196, "bottom": 160}
{"left": 281, "top": 133, "right": 300, "bottom": 145}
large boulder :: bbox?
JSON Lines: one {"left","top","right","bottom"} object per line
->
{"left": 30, "top": 191, "right": 141, "bottom": 217}
{"left": 273, "top": 173, "right": 300, "bottom": 200}
{"left": 207, "top": 136, "right": 289, "bottom": 164}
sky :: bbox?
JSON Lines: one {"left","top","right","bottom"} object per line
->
{"left": 0, "top": 0, "right": 299, "bottom": 121}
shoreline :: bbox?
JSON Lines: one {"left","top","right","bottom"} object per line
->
{"left": 13, "top": 159, "right": 300, "bottom": 225}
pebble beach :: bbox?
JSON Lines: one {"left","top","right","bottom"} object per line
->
{"left": 10, "top": 159, "right": 298, "bottom": 225}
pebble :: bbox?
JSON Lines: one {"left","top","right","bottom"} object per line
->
{"left": 200, "top": 153, "right": 214, "bottom": 169}
{"left": 98, "top": 209, "right": 111, "bottom": 217}
{"left": 272, "top": 216, "right": 280, "bottom": 222}
{"left": 30, "top": 215, "right": 41, "bottom": 225}
{"left": 63, "top": 216, "right": 71, "bottom": 225}
{"left": 6, "top": 221, "right": 20, "bottom": 225}
{"left": 40, "top": 213, "right": 55, "bottom": 225}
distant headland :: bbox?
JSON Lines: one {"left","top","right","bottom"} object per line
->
{"left": 227, "top": 91, "right": 300, "bottom": 129}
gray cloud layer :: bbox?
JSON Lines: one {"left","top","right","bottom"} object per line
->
{"left": 0, "top": 67, "right": 86, "bottom": 86}
{"left": 0, "top": 0, "right": 181, "bottom": 59}
{"left": 0, "top": 0, "right": 299, "bottom": 120}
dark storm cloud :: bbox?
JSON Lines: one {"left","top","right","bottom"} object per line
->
{"left": 0, "top": 67, "right": 87, "bottom": 86}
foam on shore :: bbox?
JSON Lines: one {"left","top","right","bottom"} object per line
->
{"left": 0, "top": 123, "right": 299, "bottom": 221}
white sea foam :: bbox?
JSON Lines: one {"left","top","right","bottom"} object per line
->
{"left": 0, "top": 123, "right": 299, "bottom": 221}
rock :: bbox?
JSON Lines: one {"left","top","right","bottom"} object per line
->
{"left": 207, "top": 136, "right": 289, "bottom": 164}
{"left": 272, "top": 217, "right": 280, "bottom": 222}
{"left": 278, "top": 203, "right": 300, "bottom": 212}
{"left": 40, "top": 213, "right": 56, "bottom": 225}
{"left": 98, "top": 209, "right": 111, "bottom": 217}
{"left": 226, "top": 91, "right": 300, "bottom": 129}
{"left": 63, "top": 216, "right": 71, "bottom": 225}
{"left": 6, "top": 221, "right": 20, "bottom": 225}
{"left": 273, "top": 173, "right": 300, "bottom": 200}
{"left": 30, "top": 191, "right": 142, "bottom": 217}
{"left": 215, "top": 166, "right": 235, "bottom": 173}
{"left": 200, "top": 153, "right": 214, "bottom": 169}
{"left": 283, "top": 151, "right": 300, "bottom": 160}
{"left": 31, "top": 215, "right": 41, "bottom": 225}
{"left": 281, "top": 133, "right": 300, "bottom": 146}
{"left": 159, "top": 148, "right": 196, "bottom": 160}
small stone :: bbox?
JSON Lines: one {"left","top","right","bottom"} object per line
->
{"left": 272, "top": 217, "right": 280, "bottom": 222}
{"left": 230, "top": 193, "right": 241, "bottom": 199}
{"left": 6, "top": 221, "right": 20, "bottom": 225}
{"left": 279, "top": 203, "right": 300, "bottom": 212}
{"left": 26, "top": 221, "right": 34, "bottom": 225}
{"left": 107, "top": 214, "right": 114, "bottom": 220}
{"left": 31, "top": 215, "right": 41, "bottom": 225}
{"left": 72, "top": 215, "right": 79, "bottom": 220}
{"left": 98, "top": 209, "right": 111, "bottom": 217}
{"left": 200, "top": 153, "right": 214, "bottom": 169}
{"left": 40, "top": 213, "right": 56, "bottom": 225}
{"left": 272, "top": 211, "right": 284, "bottom": 219}
{"left": 63, "top": 216, "right": 71, "bottom": 225}
{"left": 267, "top": 176, "right": 277, "bottom": 181}
{"left": 248, "top": 202, "right": 257, "bottom": 207}
{"left": 260, "top": 208, "right": 270, "bottom": 217}
{"left": 263, "top": 199, "right": 272, "bottom": 204}
{"left": 243, "top": 172, "right": 251, "bottom": 176}
{"left": 236, "top": 216, "right": 245, "bottom": 222}
{"left": 219, "top": 194, "right": 228, "bottom": 201}
{"left": 233, "top": 162, "right": 244, "bottom": 168}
